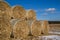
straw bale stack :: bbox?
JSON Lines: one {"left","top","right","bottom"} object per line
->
{"left": 12, "top": 6, "right": 26, "bottom": 19}
{"left": 26, "top": 9, "right": 36, "bottom": 20}
{"left": 0, "top": 15, "right": 12, "bottom": 40}
{"left": 41, "top": 20, "right": 49, "bottom": 35}
{"left": 31, "top": 20, "right": 41, "bottom": 36}
{"left": 13, "top": 20, "right": 30, "bottom": 39}
{"left": 0, "top": 1, "right": 11, "bottom": 21}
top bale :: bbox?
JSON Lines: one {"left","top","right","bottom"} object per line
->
{"left": 26, "top": 9, "right": 36, "bottom": 20}
{"left": 0, "top": 1, "right": 11, "bottom": 21}
{"left": 12, "top": 6, "right": 26, "bottom": 19}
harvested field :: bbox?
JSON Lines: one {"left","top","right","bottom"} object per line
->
{"left": 49, "top": 24, "right": 60, "bottom": 35}
{"left": 49, "top": 24, "right": 60, "bottom": 32}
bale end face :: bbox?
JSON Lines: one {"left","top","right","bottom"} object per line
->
{"left": 13, "top": 20, "right": 30, "bottom": 39}
{"left": 31, "top": 20, "right": 41, "bottom": 36}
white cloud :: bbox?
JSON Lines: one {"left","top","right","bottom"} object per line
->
{"left": 46, "top": 8, "right": 56, "bottom": 12}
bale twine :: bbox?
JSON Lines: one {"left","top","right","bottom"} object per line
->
{"left": 12, "top": 6, "right": 26, "bottom": 19}
{"left": 13, "top": 19, "right": 30, "bottom": 39}
{"left": 26, "top": 9, "right": 36, "bottom": 20}
{"left": 0, "top": 15, "right": 12, "bottom": 40}
{"left": 41, "top": 20, "right": 49, "bottom": 35}
{"left": 31, "top": 20, "right": 41, "bottom": 36}
{"left": 0, "top": 1, "right": 11, "bottom": 21}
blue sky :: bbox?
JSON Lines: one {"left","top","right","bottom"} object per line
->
{"left": 5, "top": 0, "right": 60, "bottom": 21}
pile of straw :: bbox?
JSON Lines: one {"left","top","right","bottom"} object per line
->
{"left": 26, "top": 10, "right": 36, "bottom": 20}
{"left": 31, "top": 20, "right": 41, "bottom": 36}
{"left": 13, "top": 20, "right": 30, "bottom": 39}
{"left": 12, "top": 6, "right": 26, "bottom": 19}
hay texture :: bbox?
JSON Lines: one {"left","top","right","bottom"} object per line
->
{"left": 26, "top": 9, "right": 36, "bottom": 20}
{"left": 0, "top": 16, "right": 12, "bottom": 39}
{"left": 13, "top": 20, "right": 30, "bottom": 39}
{"left": 0, "top": 1, "right": 11, "bottom": 21}
{"left": 32, "top": 36, "right": 40, "bottom": 40}
{"left": 12, "top": 6, "right": 26, "bottom": 19}
{"left": 41, "top": 20, "right": 49, "bottom": 35}
{"left": 21, "top": 36, "right": 32, "bottom": 40}
{"left": 31, "top": 20, "right": 41, "bottom": 36}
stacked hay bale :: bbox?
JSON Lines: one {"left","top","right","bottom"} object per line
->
{"left": 10, "top": 5, "right": 26, "bottom": 29}
{"left": 13, "top": 20, "right": 30, "bottom": 39}
{"left": 26, "top": 9, "right": 36, "bottom": 20}
{"left": 0, "top": 1, "right": 50, "bottom": 40}
{"left": 0, "top": 13, "right": 12, "bottom": 40}
{"left": 10, "top": 6, "right": 26, "bottom": 39}
{"left": 12, "top": 6, "right": 26, "bottom": 19}
{"left": 31, "top": 20, "right": 41, "bottom": 36}
{"left": 26, "top": 10, "right": 36, "bottom": 36}
{"left": 0, "top": 1, "right": 12, "bottom": 40}
{"left": 41, "top": 20, "right": 49, "bottom": 35}
{"left": 0, "top": 1, "right": 11, "bottom": 21}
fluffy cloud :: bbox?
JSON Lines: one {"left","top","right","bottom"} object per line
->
{"left": 46, "top": 8, "right": 56, "bottom": 12}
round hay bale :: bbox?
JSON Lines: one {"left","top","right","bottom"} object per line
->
{"left": 0, "top": 16, "right": 12, "bottom": 39}
{"left": 31, "top": 20, "right": 41, "bottom": 36}
{"left": 12, "top": 6, "right": 26, "bottom": 19}
{"left": 41, "top": 20, "right": 49, "bottom": 35}
{"left": 26, "top": 20, "right": 34, "bottom": 36}
{"left": 0, "top": 1, "right": 11, "bottom": 21}
{"left": 13, "top": 20, "right": 30, "bottom": 39}
{"left": 26, "top": 9, "right": 36, "bottom": 20}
